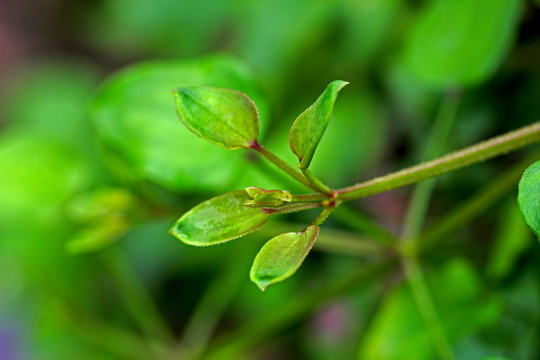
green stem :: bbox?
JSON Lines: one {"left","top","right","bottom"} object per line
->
{"left": 251, "top": 141, "right": 319, "bottom": 192}
{"left": 302, "top": 168, "right": 334, "bottom": 196}
{"left": 402, "top": 90, "right": 461, "bottom": 239}
{"left": 312, "top": 202, "right": 337, "bottom": 226}
{"left": 290, "top": 193, "right": 328, "bottom": 203}
{"left": 404, "top": 258, "right": 455, "bottom": 360}
{"left": 337, "top": 121, "right": 540, "bottom": 202}
{"left": 264, "top": 202, "right": 323, "bottom": 214}
{"left": 101, "top": 248, "right": 174, "bottom": 343}
{"left": 419, "top": 150, "right": 540, "bottom": 252}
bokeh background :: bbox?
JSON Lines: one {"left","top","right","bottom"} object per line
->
{"left": 1, "top": 0, "right": 540, "bottom": 359}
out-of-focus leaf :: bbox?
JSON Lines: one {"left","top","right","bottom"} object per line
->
{"left": 0, "top": 131, "right": 90, "bottom": 232}
{"left": 250, "top": 225, "right": 319, "bottom": 291}
{"left": 2, "top": 62, "right": 98, "bottom": 140}
{"left": 518, "top": 160, "right": 540, "bottom": 238}
{"left": 65, "top": 215, "right": 129, "bottom": 255}
{"left": 338, "top": 0, "right": 403, "bottom": 66}
{"left": 173, "top": 87, "right": 259, "bottom": 150}
{"left": 85, "top": 0, "right": 229, "bottom": 57}
{"left": 488, "top": 201, "right": 533, "bottom": 279}
{"left": 360, "top": 259, "right": 502, "bottom": 360}
{"left": 89, "top": 54, "right": 269, "bottom": 193}
{"left": 290, "top": 80, "right": 348, "bottom": 169}
{"left": 170, "top": 191, "right": 269, "bottom": 246}
{"left": 403, "top": 0, "right": 523, "bottom": 89}
{"left": 66, "top": 188, "right": 134, "bottom": 223}
{"left": 236, "top": 0, "right": 336, "bottom": 91}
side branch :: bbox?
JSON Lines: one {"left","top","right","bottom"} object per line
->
{"left": 337, "top": 121, "right": 540, "bottom": 202}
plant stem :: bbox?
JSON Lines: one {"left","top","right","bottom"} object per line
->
{"left": 419, "top": 149, "right": 540, "bottom": 251}
{"left": 403, "top": 258, "right": 455, "bottom": 360}
{"left": 402, "top": 90, "right": 461, "bottom": 239}
{"left": 302, "top": 168, "right": 334, "bottom": 196}
{"left": 337, "top": 121, "right": 540, "bottom": 202}
{"left": 250, "top": 141, "right": 319, "bottom": 192}
{"left": 264, "top": 202, "right": 323, "bottom": 214}
{"left": 312, "top": 202, "right": 337, "bottom": 226}
{"left": 101, "top": 248, "right": 174, "bottom": 343}
{"left": 396, "top": 91, "right": 459, "bottom": 360}
{"left": 291, "top": 193, "right": 328, "bottom": 203}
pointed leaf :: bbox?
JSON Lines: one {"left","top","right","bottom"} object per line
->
{"left": 518, "top": 160, "right": 540, "bottom": 238}
{"left": 250, "top": 225, "right": 319, "bottom": 291}
{"left": 173, "top": 86, "right": 259, "bottom": 150}
{"left": 170, "top": 191, "right": 269, "bottom": 246}
{"left": 289, "top": 80, "right": 348, "bottom": 169}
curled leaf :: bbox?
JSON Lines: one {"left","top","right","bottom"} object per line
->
{"left": 518, "top": 160, "right": 540, "bottom": 238}
{"left": 289, "top": 80, "right": 348, "bottom": 169}
{"left": 170, "top": 191, "right": 269, "bottom": 246}
{"left": 250, "top": 225, "right": 319, "bottom": 291}
{"left": 173, "top": 86, "right": 259, "bottom": 150}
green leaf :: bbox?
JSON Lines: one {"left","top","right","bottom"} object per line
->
{"left": 170, "top": 191, "right": 269, "bottom": 246}
{"left": 66, "top": 188, "right": 134, "bottom": 223}
{"left": 173, "top": 86, "right": 259, "bottom": 150}
{"left": 250, "top": 225, "right": 319, "bottom": 291}
{"left": 518, "top": 160, "right": 540, "bottom": 238}
{"left": 89, "top": 54, "right": 269, "bottom": 193}
{"left": 0, "top": 130, "right": 91, "bottom": 233}
{"left": 289, "top": 80, "right": 348, "bottom": 169}
{"left": 65, "top": 215, "right": 129, "bottom": 255}
{"left": 403, "top": 0, "right": 523, "bottom": 89}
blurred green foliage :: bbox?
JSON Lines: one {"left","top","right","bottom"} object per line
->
{"left": 1, "top": 0, "right": 540, "bottom": 359}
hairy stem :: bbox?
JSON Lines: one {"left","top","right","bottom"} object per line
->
{"left": 291, "top": 193, "right": 328, "bottom": 203}
{"left": 312, "top": 202, "right": 337, "bottom": 226}
{"left": 302, "top": 168, "right": 334, "bottom": 196}
{"left": 397, "top": 91, "right": 459, "bottom": 360}
{"left": 337, "top": 121, "right": 540, "bottom": 202}
{"left": 419, "top": 149, "right": 540, "bottom": 251}
{"left": 250, "top": 141, "right": 319, "bottom": 192}
{"left": 264, "top": 202, "right": 323, "bottom": 214}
